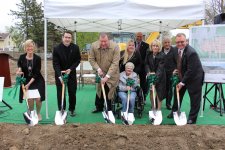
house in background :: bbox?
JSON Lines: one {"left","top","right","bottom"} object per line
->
{"left": 0, "top": 33, "right": 16, "bottom": 51}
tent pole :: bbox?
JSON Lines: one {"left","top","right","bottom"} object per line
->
{"left": 44, "top": 18, "right": 49, "bottom": 119}
{"left": 74, "top": 31, "right": 77, "bottom": 44}
{"left": 74, "top": 21, "right": 77, "bottom": 44}
{"left": 159, "top": 21, "right": 162, "bottom": 42}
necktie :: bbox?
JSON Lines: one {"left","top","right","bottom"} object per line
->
{"left": 136, "top": 42, "right": 141, "bottom": 51}
{"left": 177, "top": 49, "right": 182, "bottom": 80}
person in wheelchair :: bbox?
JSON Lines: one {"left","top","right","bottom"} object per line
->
{"left": 118, "top": 62, "right": 138, "bottom": 124}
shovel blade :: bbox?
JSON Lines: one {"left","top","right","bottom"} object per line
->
{"left": 55, "top": 110, "right": 67, "bottom": 125}
{"left": 173, "top": 111, "right": 187, "bottom": 126}
{"left": 23, "top": 110, "right": 38, "bottom": 126}
{"left": 149, "top": 110, "right": 162, "bottom": 125}
{"left": 127, "top": 113, "right": 135, "bottom": 125}
{"left": 121, "top": 112, "right": 135, "bottom": 125}
{"left": 102, "top": 111, "right": 115, "bottom": 124}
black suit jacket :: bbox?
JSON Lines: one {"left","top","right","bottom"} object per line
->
{"left": 145, "top": 51, "right": 166, "bottom": 100}
{"left": 162, "top": 46, "right": 177, "bottom": 74}
{"left": 53, "top": 43, "right": 81, "bottom": 85}
{"left": 179, "top": 45, "right": 204, "bottom": 85}
{"left": 135, "top": 41, "right": 149, "bottom": 62}
{"left": 119, "top": 50, "right": 142, "bottom": 74}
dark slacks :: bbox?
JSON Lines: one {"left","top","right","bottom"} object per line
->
{"left": 95, "top": 84, "right": 112, "bottom": 111}
{"left": 56, "top": 79, "right": 77, "bottom": 111}
{"left": 165, "top": 71, "right": 173, "bottom": 106}
{"left": 139, "top": 71, "right": 147, "bottom": 99}
{"left": 172, "top": 80, "right": 202, "bottom": 121}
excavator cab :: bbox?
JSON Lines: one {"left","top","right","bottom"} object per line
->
{"left": 111, "top": 32, "right": 135, "bottom": 51}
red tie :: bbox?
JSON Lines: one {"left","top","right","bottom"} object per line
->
{"left": 177, "top": 50, "right": 182, "bottom": 80}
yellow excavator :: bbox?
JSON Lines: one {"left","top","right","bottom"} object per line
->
{"left": 111, "top": 32, "right": 160, "bottom": 50}
{"left": 111, "top": 20, "right": 202, "bottom": 51}
{"left": 145, "top": 32, "right": 160, "bottom": 45}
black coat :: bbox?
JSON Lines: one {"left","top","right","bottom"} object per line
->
{"left": 18, "top": 53, "right": 45, "bottom": 103}
{"left": 135, "top": 41, "right": 149, "bottom": 61}
{"left": 53, "top": 43, "right": 81, "bottom": 85}
{"left": 119, "top": 50, "right": 142, "bottom": 74}
{"left": 145, "top": 51, "right": 166, "bottom": 100}
{"left": 179, "top": 45, "right": 204, "bottom": 86}
{"left": 162, "top": 46, "right": 177, "bottom": 74}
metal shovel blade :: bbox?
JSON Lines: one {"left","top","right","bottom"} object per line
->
{"left": 102, "top": 111, "right": 115, "bottom": 124}
{"left": 127, "top": 113, "right": 135, "bottom": 125}
{"left": 121, "top": 112, "right": 135, "bottom": 125}
{"left": 149, "top": 110, "right": 162, "bottom": 125}
{"left": 23, "top": 110, "right": 38, "bottom": 126}
{"left": 173, "top": 111, "right": 187, "bottom": 126}
{"left": 55, "top": 110, "right": 67, "bottom": 125}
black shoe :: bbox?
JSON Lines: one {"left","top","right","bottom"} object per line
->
{"left": 167, "top": 112, "right": 173, "bottom": 119}
{"left": 166, "top": 105, "right": 172, "bottom": 110}
{"left": 70, "top": 111, "right": 76, "bottom": 117}
{"left": 187, "top": 119, "right": 196, "bottom": 124}
{"left": 92, "top": 108, "right": 102, "bottom": 113}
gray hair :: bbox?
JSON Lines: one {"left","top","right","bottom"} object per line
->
{"left": 99, "top": 32, "right": 109, "bottom": 38}
{"left": 162, "top": 36, "right": 171, "bottom": 42}
{"left": 125, "top": 62, "right": 135, "bottom": 70}
{"left": 176, "top": 33, "right": 186, "bottom": 38}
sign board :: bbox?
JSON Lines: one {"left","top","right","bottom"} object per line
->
{"left": 189, "top": 25, "right": 225, "bottom": 83}
{"left": 0, "top": 77, "right": 4, "bottom": 101}
{"left": 204, "top": 73, "right": 225, "bottom": 83}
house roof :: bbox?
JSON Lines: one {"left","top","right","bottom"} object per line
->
{"left": 0, "top": 33, "right": 9, "bottom": 41}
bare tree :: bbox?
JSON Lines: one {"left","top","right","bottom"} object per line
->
{"left": 205, "top": 0, "right": 225, "bottom": 24}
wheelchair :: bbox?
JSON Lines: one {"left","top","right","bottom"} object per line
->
{"left": 112, "top": 86, "right": 145, "bottom": 119}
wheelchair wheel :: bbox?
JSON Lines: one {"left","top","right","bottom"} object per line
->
{"left": 137, "top": 111, "right": 142, "bottom": 118}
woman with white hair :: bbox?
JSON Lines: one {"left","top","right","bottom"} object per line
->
{"left": 16, "top": 39, "right": 45, "bottom": 121}
{"left": 118, "top": 62, "right": 138, "bottom": 123}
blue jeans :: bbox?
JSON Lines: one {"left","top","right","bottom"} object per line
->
{"left": 118, "top": 91, "right": 137, "bottom": 113}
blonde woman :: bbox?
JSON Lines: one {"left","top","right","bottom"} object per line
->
{"left": 119, "top": 39, "right": 142, "bottom": 74}
{"left": 145, "top": 40, "right": 166, "bottom": 111}
{"left": 16, "top": 39, "right": 45, "bottom": 121}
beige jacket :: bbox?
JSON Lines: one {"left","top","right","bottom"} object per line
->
{"left": 89, "top": 40, "right": 120, "bottom": 100}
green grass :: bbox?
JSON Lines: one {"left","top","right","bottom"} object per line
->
{"left": 0, "top": 84, "right": 225, "bottom": 125}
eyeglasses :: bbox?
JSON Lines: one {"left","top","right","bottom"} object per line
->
{"left": 176, "top": 41, "right": 185, "bottom": 44}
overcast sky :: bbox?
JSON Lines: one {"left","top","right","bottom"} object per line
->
{"left": 0, "top": 0, "right": 19, "bottom": 32}
{"left": 0, "top": 0, "right": 43, "bottom": 32}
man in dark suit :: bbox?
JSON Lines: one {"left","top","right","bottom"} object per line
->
{"left": 162, "top": 37, "right": 177, "bottom": 110}
{"left": 167, "top": 33, "right": 204, "bottom": 124}
{"left": 135, "top": 32, "right": 149, "bottom": 100}
{"left": 53, "top": 31, "right": 81, "bottom": 117}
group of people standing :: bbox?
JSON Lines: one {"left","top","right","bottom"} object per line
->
{"left": 16, "top": 31, "right": 204, "bottom": 125}
{"left": 90, "top": 32, "right": 204, "bottom": 125}
{"left": 16, "top": 31, "right": 81, "bottom": 121}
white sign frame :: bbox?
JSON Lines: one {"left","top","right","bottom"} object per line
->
{"left": 0, "top": 77, "right": 4, "bottom": 101}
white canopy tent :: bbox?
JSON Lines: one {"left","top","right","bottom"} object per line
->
{"left": 44, "top": 0, "right": 205, "bottom": 32}
{"left": 43, "top": 0, "right": 205, "bottom": 118}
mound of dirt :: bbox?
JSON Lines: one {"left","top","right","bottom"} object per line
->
{"left": 1, "top": 123, "right": 225, "bottom": 150}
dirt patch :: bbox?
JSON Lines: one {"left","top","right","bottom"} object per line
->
{"left": 0, "top": 123, "right": 225, "bottom": 150}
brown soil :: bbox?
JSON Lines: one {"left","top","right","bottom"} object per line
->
{"left": 1, "top": 123, "right": 225, "bottom": 150}
{"left": 5, "top": 58, "right": 225, "bottom": 150}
